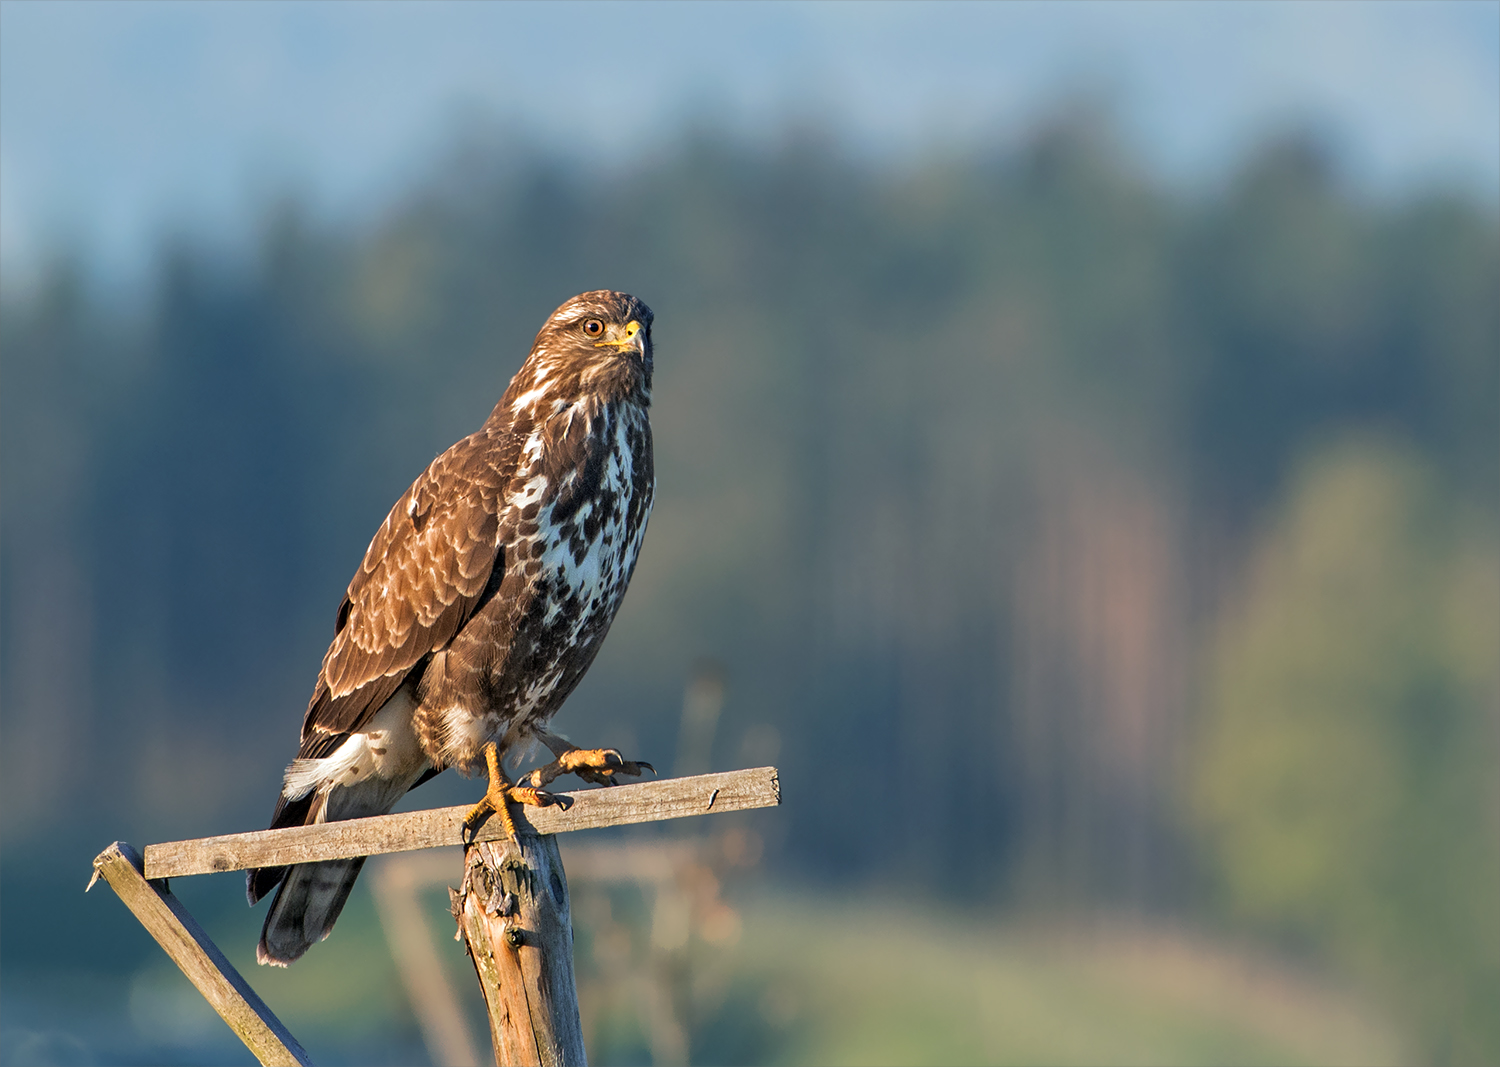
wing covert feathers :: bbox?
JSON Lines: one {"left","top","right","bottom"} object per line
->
{"left": 302, "top": 429, "right": 516, "bottom": 738}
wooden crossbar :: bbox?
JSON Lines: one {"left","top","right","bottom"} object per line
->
{"left": 143, "top": 766, "right": 780, "bottom": 880}
{"left": 92, "top": 766, "right": 780, "bottom": 1067}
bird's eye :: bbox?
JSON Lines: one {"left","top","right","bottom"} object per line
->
{"left": 583, "top": 319, "right": 604, "bottom": 336}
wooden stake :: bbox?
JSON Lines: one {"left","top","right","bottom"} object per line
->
{"left": 454, "top": 834, "right": 585, "bottom": 1067}
{"left": 89, "top": 842, "right": 312, "bottom": 1067}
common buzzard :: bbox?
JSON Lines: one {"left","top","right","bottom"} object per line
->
{"left": 247, "top": 290, "right": 655, "bottom": 966}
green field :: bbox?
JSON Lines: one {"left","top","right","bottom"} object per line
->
{"left": 704, "top": 893, "right": 1405, "bottom": 1067}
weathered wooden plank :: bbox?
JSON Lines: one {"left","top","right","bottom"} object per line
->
{"left": 456, "top": 835, "right": 585, "bottom": 1067}
{"left": 90, "top": 842, "right": 313, "bottom": 1067}
{"left": 145, "top": 767, "right": 780, "bottom": 880}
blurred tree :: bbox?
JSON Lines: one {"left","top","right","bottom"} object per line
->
{"left": 0, "top": 262, "right": 107, "bottom": 831}
{"left": 1182, "top": 136, "right": 1500, "bottom": 516}
{"left": 1194, "top": 439, "right": 1500, "bottom": 1064}
{"left": 2, "top": 118, "right": 1496, "bottom": 1062}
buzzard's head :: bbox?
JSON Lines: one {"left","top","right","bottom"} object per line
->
{"left": 525, "top": 290, "right": 655, "bottom": 402}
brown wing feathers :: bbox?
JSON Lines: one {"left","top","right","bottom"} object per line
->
{"left": 302, "top": 435, "right": 511, "bottom": 741}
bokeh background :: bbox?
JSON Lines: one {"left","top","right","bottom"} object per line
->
{"left": 2, "top": 2, "right": 1497, "bottom": 1065}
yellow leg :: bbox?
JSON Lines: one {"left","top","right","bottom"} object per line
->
{"left": 522, "top": 746, "right": 655, "bottom": 791}
{"left": 462, "top": 742, "right": 556, "bottom": 841}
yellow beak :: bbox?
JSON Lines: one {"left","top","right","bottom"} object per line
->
{"left": 594, "top": 320, "right": 644, "bottom": 352}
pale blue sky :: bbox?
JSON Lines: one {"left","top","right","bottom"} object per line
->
{"left": 2, "top": 1, "right": 1496, "bottom": 296}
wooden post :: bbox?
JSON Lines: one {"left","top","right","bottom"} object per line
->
{"left": 94, "top": 768, "right": 780, "bottom": 1067}
{"left": 455, "top": 834, "right": 584, "bottom": 1067}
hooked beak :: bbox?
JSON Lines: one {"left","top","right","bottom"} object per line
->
{"left": 594, "top": 319, "right": 645, "bottom": 354}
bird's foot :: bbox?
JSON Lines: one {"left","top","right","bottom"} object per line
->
{"left": 462, "top": 742, "right": 558, "bottom": 842}
{"left": 523, "top": 747, "right": 655, "bottom": 790}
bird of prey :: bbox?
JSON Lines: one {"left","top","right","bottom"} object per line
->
{"left": 247, "top": 290, "right": 656, "bottom": 966}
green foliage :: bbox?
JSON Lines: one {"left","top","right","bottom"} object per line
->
{"left": 1194, "top": 440, "right": 1500, "bottom": 1063}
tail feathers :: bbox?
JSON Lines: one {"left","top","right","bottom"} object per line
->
{"left": 257, "top": 856, "right": 367, "bottom": 967}
{"left": 248, "top": 718, "right": 430, "bottom": 964}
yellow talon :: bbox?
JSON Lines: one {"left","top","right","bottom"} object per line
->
{"left": 462, "top": 742, "right": 556, "bottom": 841}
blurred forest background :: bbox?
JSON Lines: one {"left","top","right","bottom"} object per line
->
{"left": 3, "top": 108, "right": 1497, "bottom": 1064}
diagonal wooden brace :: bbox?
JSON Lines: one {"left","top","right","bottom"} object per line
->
{"left": 89, "top": 842, "right": 312, "bottom": 1066}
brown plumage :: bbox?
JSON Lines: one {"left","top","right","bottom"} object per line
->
{"left": 248, "top": 290, "right": 656, "bottom": 965}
